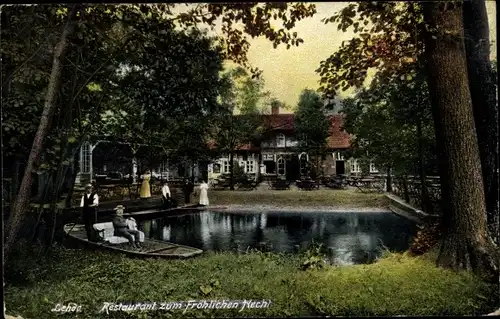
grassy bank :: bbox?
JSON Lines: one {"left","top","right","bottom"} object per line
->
{"left": 209, "top": 189, "right": 388, "bottom": 208}
{"left": 5, "top": 244, "right": 496, "bottom": 318}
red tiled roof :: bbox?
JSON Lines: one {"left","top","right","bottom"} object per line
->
{"left": 207, "top": 114, "right": 351, "bottom": 151}
{"left": 262, "top": 114, "right": 295, "bottom": 130}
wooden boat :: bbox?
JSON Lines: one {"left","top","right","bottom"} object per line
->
{"left": 63, "top": 223, "right": 203, "bottom": 258}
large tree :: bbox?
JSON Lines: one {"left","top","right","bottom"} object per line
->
{"left": 3, "top": 3, "right": 318, "bottom": 260}
{"left": 3, "top": 4, "right": 81, "bottom": 259}
{"left": 99, "top": 26, "right": 225, "bottom": 171}
{"left": 423, "top": 1, "right": 498, "bottom": 278}
{"left": 294, "top": 89, "right": 330, "bottom": 177}
{"left": 212, "top": 67, "right": 263, "bottom": 190}
{"left": 463, "top": 0, "right": 499, "bottom": 239}
{"left": 341, "top": 72, "right": 437, "bottom": 207}
{"left": 315, "top": 1, "right": 498, "bottom": 275}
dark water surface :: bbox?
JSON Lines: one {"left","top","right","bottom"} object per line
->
{"left": 138, "top": 211, "right": 416, "bottom": 265}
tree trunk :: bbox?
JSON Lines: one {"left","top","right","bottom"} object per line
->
{"left": 4, "top": 5, "right": 79, "bottom": 262}
{"left": 402, "top": 177, "right": 410, "bottom": 202}
{"left": 46, "top": 163, "right": 71, "bottom": 247}
{"left": 417, "top": 119, "right": 430, "bottom": 212}
{"left": 463, "top": 0, "right": 499, "bottom": 241}
{"left": 386, "top": 165, "right": 392, "bottom": 192}
{"left": 11, "top": 155, "right": 21, "bottom": 202}
{"left": 132, "top": 154, "right": 138, "bottom": 184}
{"left": 423, "top": 1, "right": 498, "bottom": 278}
{"left": 255, "top": 152, "right": 261, "bottom": 183}
{"left": 65, "top": 151, "right": 80, "bottom": 208}
{"left": 229, "top": 151, "right": 235, "bottom": 190}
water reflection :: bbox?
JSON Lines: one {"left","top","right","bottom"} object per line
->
{"left": 138, "top": 211, "right": 416, "bottom": 265}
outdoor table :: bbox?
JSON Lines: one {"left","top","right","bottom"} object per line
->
{"left": 353, "top": 179, "right": 384, "bottom": 193}
{"left": 297, "top": 180, "right": 318, "bottom": 190}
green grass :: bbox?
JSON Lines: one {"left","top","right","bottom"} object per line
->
{"left": 5, "top": 243, "right": 496, "bottom": 318}
{"left": 209, "top": 189, "right": 388, "bottom": 208}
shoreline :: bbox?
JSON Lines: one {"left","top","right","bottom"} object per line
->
{"left": 204, "top": 204, "right": 390, "bottom": 213}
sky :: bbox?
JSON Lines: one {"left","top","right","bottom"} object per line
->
{"left": 214, "top": 2, "right": 497, "bottom": 111}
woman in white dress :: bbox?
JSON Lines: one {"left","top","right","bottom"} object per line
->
{"left": 199, "top": 181, "right": 209, "bottom": 206}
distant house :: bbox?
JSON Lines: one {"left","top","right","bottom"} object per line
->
{"left": 75, "top": 105, "right": 378, "bottom": 185}
{"left": 207, "top": 104, "right": 378, "bottom": 181}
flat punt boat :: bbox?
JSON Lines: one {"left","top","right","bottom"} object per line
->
{"left": 63, "top": 223, "right": 203, "bottom": 258}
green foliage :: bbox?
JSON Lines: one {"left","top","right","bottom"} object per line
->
{"left": 294, "top": 89, "right": 330, "bottom": 156}
{"left": 97, "top": 25, "right": 225, "bottom": 165}
{"left": 316, "top": 2, "right": 423, "bottom": 100}
{"left": 340, "top": 72, "right": 437, "bottom": 176}
{"left": 2, "top": 2, "right": 317, "bottom": 175}
{"left": 212, "top": 67, "right": 265, "bottom": 156}
{"left": 301, "top": 241, "right": 327, "bottom": 270}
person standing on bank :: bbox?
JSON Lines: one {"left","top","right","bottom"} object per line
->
{"left": 161, "top": 181, "right": 171, "bottom": 208}
{"left": 199, "top": 180, "right": 209, "bottom": 206}
{"left": 182, "top": 178, "right": 192, "bottom": 205}
{"left": 139, "top": 169, "right": 151, "bottom": 199}
{"left": 80, "top": 183, "right": 99, "bottom": 241}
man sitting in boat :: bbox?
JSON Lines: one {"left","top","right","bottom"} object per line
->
{"left": 112, "top": 205, "right": 141, "bottom": 249}
{"left": 162, "top": 181, "right": 172, "bottom": 209}
{"left": 80, "top": 183, "right": 99, "bottom": 241}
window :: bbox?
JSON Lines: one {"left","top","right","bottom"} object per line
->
{"left": 81, "top": 142, "right": 91, "bottom": 173}
{"left": 335, "top": 152, "right": 345, "bottom": 161}
{"left": 246, "top": 161, "right": 255, "bottom": 173}
{"left": 222, "top": 161, "right": 229, "bottom": 173}
{"left": 213, "top": 163, "right": 221, "bottom": 174}
{"left": 300, "top": 157, "right": 308, "bottom": 176}
{"left": 350, "top": 159, "right": 361, "bottom": 173}
{"left": 369, "top": 162, "right": 379, "bottom": 173}
{"left": 277, "top": 156, "right": 286, "bottom": 175}
{"left": 276, "top": 133, "right": 285, "bottom": 148}
{"left": 263, "top": 154, "right": 274, "bottom": 161}
{"left": 287, "top": 138, "right": 298, "bottom": 147}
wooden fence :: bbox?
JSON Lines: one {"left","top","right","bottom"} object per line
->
{"left": 390, "top": 175, "right": 442, "bottom": 216}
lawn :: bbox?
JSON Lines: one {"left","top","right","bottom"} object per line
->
{"left": 4, "top": 243, "right": 496, "bottom": 319}
{"left": 208, "top": 188, "right": 388, "bottom": 208}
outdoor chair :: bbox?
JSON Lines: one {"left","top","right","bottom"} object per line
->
{"left": 213, "top": 179, "right": 231, "bottom": 190}
{"left": 296, "top": 180, "right": 318, "bottom": 190}
{"left": 325, "top": 176, "right": 346, "bottom": 189}
{"left": 237, "top": 180, "right": 259, "bottom": 190}
{"left": 271, "top": 179, "right": 290, "bottom": 190}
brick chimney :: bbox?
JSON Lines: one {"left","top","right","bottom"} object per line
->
{"left": 271, "top": 104, "right": 279, "bottom": 115}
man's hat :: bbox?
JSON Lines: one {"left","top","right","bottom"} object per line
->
{"left": 85, "top": 183, "right": 92, "bottom": 188}
{"left": 114, "top": 205, "right": 125, "bottom": 211}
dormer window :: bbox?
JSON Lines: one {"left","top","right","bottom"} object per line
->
{"left": 276, "top": 133, "right": 285, "bottom": 148}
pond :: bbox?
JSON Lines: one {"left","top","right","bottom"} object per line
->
{"left": 138, "top": 211, "right": 416, "bottom": 265}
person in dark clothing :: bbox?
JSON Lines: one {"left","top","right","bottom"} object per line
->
{"left": 80, "top": 183, "right": 99, "bottom": 241}
{"left": 182, "top": 178, "right": 194, "bottom": 204}
{"left": 112, "top": 205, "right": 141, "bottom": 249}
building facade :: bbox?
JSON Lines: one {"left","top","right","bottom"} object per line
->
{"left": 75, "top": 106, "right": 379, "bottom": 185}
{"left": 208, "top": 105, "right": 379, "bottom": 181}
